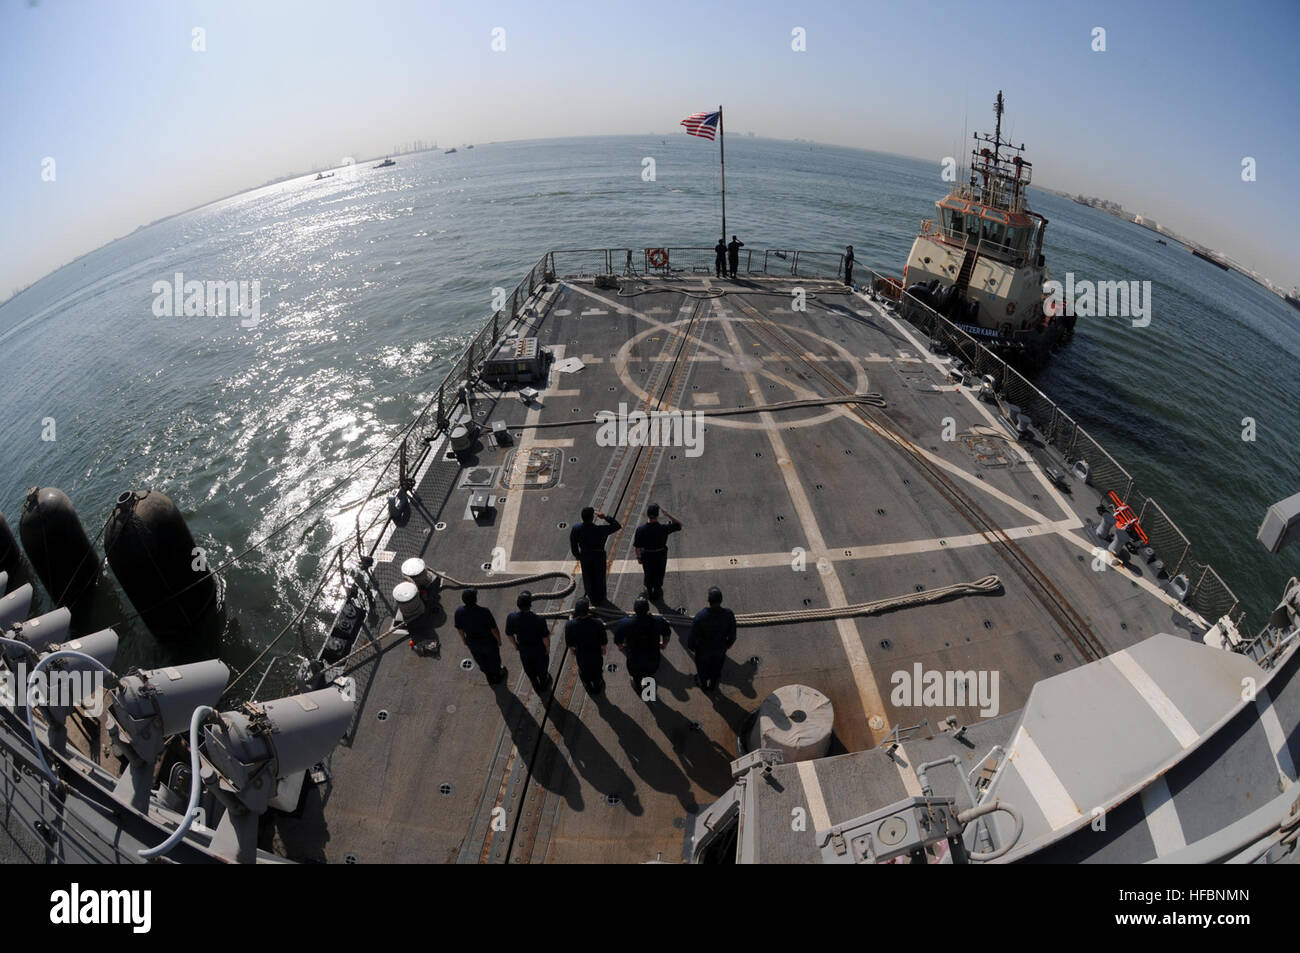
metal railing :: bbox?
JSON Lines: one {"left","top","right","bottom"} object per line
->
{"left": 919, "top": 219, "right": 1033, "bottom": 268}
{"left": 277, "top": 247, "right": 1242, "bottom": 687}
{"left": 871, "top": 263, "right": 1242, "bottom": 626}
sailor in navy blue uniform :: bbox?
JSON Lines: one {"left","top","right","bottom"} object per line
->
{"left": 687, "top": 587, "right": 737, "bottom": 692}
{"left": 844, "top": 245, "right": 855, "bottom": 287}
{"left": 563, "top": 597, "right": 608, "bottom": 696}
{"left": 714, "top": 238, "right": 727, "bottom": 278}
{"left": 453, "top": 588, "right": 507, "bottom": 684}
{"left": 569, "top": 506, "right": 620, "bottom": 605}
{"left": 632, "top": 503, "right": 682, "bottom": 601}
{"left": 612, "top": 597, "right": 671, "bottom": 694}
{"left": 505, "top": 591, "right": 552, "bottom": 694}
{"left": 727, "top": 235, "right": 744, "bottom": 279}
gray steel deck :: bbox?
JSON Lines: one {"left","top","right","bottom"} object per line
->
{"left": 272, "top": 275, "right": 1207, "bottom": 863}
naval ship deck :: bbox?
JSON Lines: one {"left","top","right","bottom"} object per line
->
{"left": 273, "top": 272, "right": 1210, "bottom": 864}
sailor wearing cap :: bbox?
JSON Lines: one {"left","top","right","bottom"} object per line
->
{"left": 505, "top": 590, "right": 552, "bottom": 694}
{"left": 687, "top": 587, "right": 737, "bottom": 692}
{"left": 632, "top": 503, "right": 682, "bottom": 601}
{"left": 564, "top": 597, "right": 608, "bottom": 696}
{"left": 612, "top": 597, "right": 672, "bottom": 696}
{"left": 569, "top": 506, "right": 621, "bottom": 605}
{"left": 454, "top": 588, "right": 507, "bottom": 684}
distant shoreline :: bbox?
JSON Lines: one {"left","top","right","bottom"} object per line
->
{"left": 4, "top": 135, "right": 1293, "bottom": 309}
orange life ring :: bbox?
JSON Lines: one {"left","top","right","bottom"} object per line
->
{"left": 648, "top": 248, "right": 668, "bottom": 268}
{"left": 1005, "top": 301, "right": 1017, "bottom": 316}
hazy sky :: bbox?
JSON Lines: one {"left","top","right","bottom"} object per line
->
{"left": 2, "top": 0, "right": 1297, "bottom": 297}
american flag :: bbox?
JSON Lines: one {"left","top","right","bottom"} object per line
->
{"left": 680, "top": 110, "right": 720, "bottom": 140}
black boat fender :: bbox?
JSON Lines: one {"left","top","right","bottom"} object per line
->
{"left": 19, "top": 487, "right": 100, "bottom": 609}
{"left": 104, "top": 490, "right": 217, "bottom": 641}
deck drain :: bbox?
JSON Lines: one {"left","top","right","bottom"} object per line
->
{"left": 880, "top": 639, "right": 892, "bottom": 650}
{"left": 376, "top": 710, "right": 389, "bottom": 722}
{"left": 461, "top": 659, "right": 475, "bottom": 671}
{"left": 748, "top": 655, "right": 761, "bottom": 669}
{"left": 1120, "top": 622, "right": 1128, "bottom": 630}
{"left": 714, "top": 488, "right": 723, "bottom": 494}
{"left": 915, "top": 584, "right": 924, "bottom": 592}
{"left": 802, "top": 598, "right": 812, "bottom": 607}
{"left": 446, "top": 704, "right": 456, "bottom": 713}
{"left": 1077, "top": 554, "right": 1086, "bottom": 562}
{"left": 776, "top": 514, "right": 785, "bottom": 522}
{"left": 439, "top": 783, "right": 454, "bottom": 797}
{"left": 344, "top": 854, "right": 358, "bottom": 864}
{"left": 608, "top": 386, "right": 617, "bottom": 391}
{"left": 768, "top": 383, "right": 776, "bottom": 389}
{"left": 876, "top": 508, "right": 886, "bottom": 515}
{"left": 815, "top": 483, "right": 823, "bottom": 490}
{"left": 568, "top": 456, "right": 577, "bottom": 463}
{"left": 1054, "top": 653, "right": 1064, "bottom": 663}
{"left": 976, "top": 473, "right": 984, "bottom": 480}
{"left": 983, "top": 620, "right": 993, "bottom": 629}
{"left": 481, "top": 561, "right": 493, "bottom": 570}
{"left": 689, "top": 721, "right": 702, "bottom": 732}
{"left": 1032, "top": 493, "right": 1041, "bottom": 501}
{"left": 843, "top": 449, "right": 853, "bottom": 455}
{"left": 754, "top": 452, "right": 762, "bottom": 457}
{"left": 605, "top": 794, "right": 621, "bottom": 807}
{"left": 902, "top": 479, "right": 911, "bottom": 485}
{"left": 571, "top": 407, "right": 581, "bottom": 413}
{"left": 557, "top": 521, "right": 568, "bottom": 529}
{"left": 434, "top": 521, "right": 447, "bottom": 531}
{"left": 670, "top": 454, "right": 677, "bottom": 460}
{"left": 606, "top": 662, "right": 618, "bottom": 673}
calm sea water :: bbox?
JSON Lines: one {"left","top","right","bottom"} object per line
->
{"left": 2, "top": 135, "right": 1297, "bottom": 685}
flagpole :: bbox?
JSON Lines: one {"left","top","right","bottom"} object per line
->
{"left": 718, "top": 104, "right": 726, "bottom": 245}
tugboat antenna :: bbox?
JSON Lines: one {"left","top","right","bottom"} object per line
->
{"left": 992, "top": 90, "right": 1005, "bottom": 163}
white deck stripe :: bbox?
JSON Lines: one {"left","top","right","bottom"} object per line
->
{"left": 718, "top": 311, "right": 890, "bottom": 745}
{"left": 1008, "top": 726, "right": 1080, "bottom": 830}
{"left": 1257, "top": 688, "right": 1297, "bottom": 785}
{"left": 1140, "top": 777, "right": 1187, "bottom": 856}
{"left": 1110, "top": 651, "right": 1199, "bottom": 748}
{"left": 796, "top": 761, "right": 832, "bottom": 833}
{"left": 506, "top": 519, "right": 1076, "bottom": 576}
{"left": 890, "top": 742, "right": 925, "bottom": 797}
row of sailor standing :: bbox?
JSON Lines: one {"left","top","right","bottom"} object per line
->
{"left": 449, "top": 502, "right": 736, "bottom": 697}
{"left": 451, "top": 587, "right": 737, "bottom": 698}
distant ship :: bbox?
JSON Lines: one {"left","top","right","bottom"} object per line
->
{"left": 315, "top": 172, "right": 334, "bottom": 180}
{"left": 1191, "top": 247, "right": 1230, "bottom": 270}
{"left": 444, "top": 147, "right": 458, "bottom": 154}
{"left": 374, "top": 157, "right": 397, "bottom": 169}
{"left": 1285, "top": 288, "right": 1300, "bottom": 311}
{"left": 465, "top": 144, "right": 474, "bottom": 150}
{"left": 1155, "top": 238, "right": 1167, "bottom": 246}
{"left": 888, "top": 91, "right": 1070, "bottom": 369}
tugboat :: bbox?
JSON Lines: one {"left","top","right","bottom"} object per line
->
{"left": 374, "top": 157, "right": 397, "bottom": 169}
{"left": 889, "top": 92, "right": 1068, "bottom": 369}
{"left": 315, "top": 171, "right": 335, "bottom": 180}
